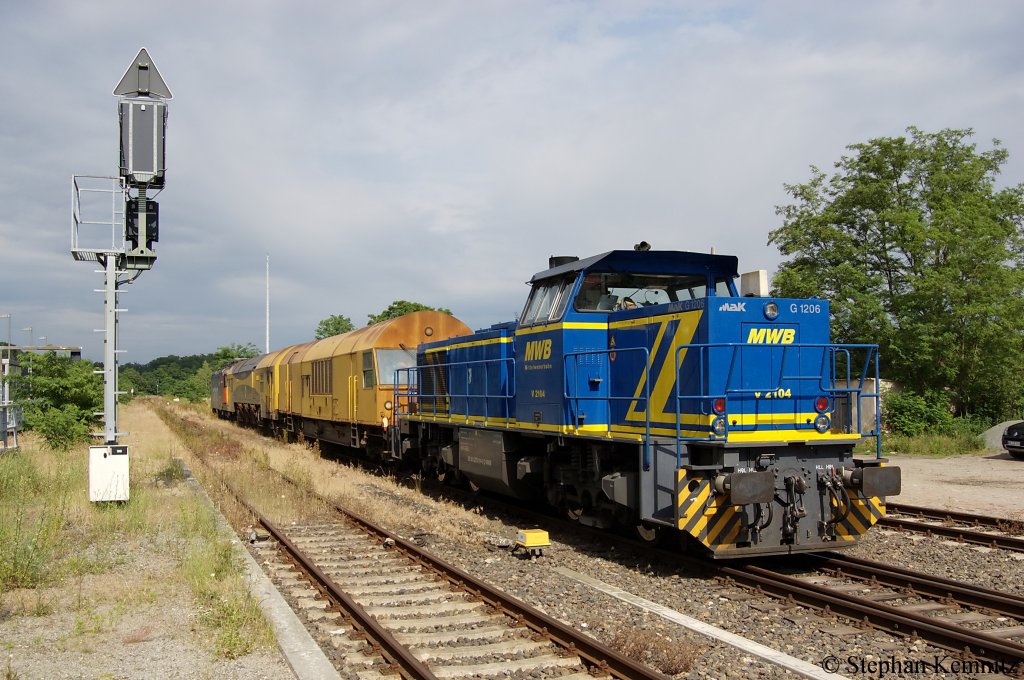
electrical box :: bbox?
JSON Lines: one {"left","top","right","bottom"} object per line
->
{"left": 89, "top": 445, "right": 130, "bottom": 502}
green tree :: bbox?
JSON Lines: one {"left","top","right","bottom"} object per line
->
{"left": 180, "top": 361, "right": 214, "bottom": 403}
{"left": 769, "top": 127, "right": 1024, "bottom": 420}
{"left": 367, "top": 301, "right": 452, "bottom": 325}
{"left": 315, "top": 314, "right": 355, "bottom": 339}
{"left": 9, "top": 352, "right": 103, "bottom": 450}
{"left": 209, "top": 343, "right": 260, "bottom": 370}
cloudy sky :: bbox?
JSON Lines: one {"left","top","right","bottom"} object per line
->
{"left": 1, "top": 1, "right": 1021, "bottom": 363}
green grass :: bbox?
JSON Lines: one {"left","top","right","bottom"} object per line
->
{"left": 854, "top": 431, "right": 987, "bottom": 457}
{"left": 2, "top": 411, "right": 276, "bottom": 662}
{"left": 883, "top": 431, "right": 986, "bottom": 457}
{"left": 177, "top": 496, "right": 274, "bottom": 658}
{"left": 0, "top": 450, "right": 74, "bottom": 591}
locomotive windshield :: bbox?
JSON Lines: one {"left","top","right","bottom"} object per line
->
{"left": 376, "top": 348, "right": 416, "bottom": 385}
{"left": 519, "top": 275, "right": 575, "bottom": 325}
{"left": 574, "top": 271, "right": 733, "bottom": 312}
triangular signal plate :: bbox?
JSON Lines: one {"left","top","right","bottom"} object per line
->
{"left": 113, "top": 48, "right": 172, "bottom": 98}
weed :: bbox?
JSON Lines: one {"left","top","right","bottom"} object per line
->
{"left": 0, "top": 449, "right": 73, "bottom": 590}
{"left": 72, "top": 607, "right": 117, "bottom": 636}
{"left": 4, "top": 654, "right": 19, "bottom": 680}
{"left": 154, "top": 457, "right": 184, "bottom": 486}
{"left": 178, "top": 497, "right": 274, "bottom": 659}
{"left": 998, "top": 518, "right": 1024, "bottom": 534}
{"left": 608, "top": 629, "right": 700, "bottom": 675}
{"left": 885, "top": 432, "right": 986, "bottom": 456}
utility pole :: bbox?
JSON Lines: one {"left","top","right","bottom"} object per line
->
{"left": 265, "top": 254, "right": 270, "bottom": 353}
{"left": 0, "top": 313, "right": 14, "bottom": 451}
{"left": 71, "top": 48, "right": 172, "bottom": 502}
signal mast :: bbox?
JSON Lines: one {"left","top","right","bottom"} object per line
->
{"left": 71, "top": 49, "right": 172, "bottom": 502}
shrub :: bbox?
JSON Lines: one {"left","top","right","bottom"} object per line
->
{"left": 29, "top": 405, "right": 92, "bottom": 452}
{"left": 883, "top": 390, "right": 955, "bottom": 437}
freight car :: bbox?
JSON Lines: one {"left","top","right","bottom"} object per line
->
{"left": 214, "top": 247, "right": 900, "bottom": 558}
{"left": 212, "top": 311, "right": 471, "bottom": 457}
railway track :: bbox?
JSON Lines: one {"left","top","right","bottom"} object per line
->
{"left": 188, "top": 455, "right": 668, "bottom": 678}
{"left": 880, "top": 502, "right": 1024, "bottom": 553}
{"left": 429, "top": 483, "right": 1024, "bottom": 667}
{"left": 726, "top": 554, "right": 1024, "bottom": 668}
{"left": 178, "top": 408, "right": 1024, "bottom": 673}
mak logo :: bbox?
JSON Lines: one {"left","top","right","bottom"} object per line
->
{"left": 746, "top": 327, "right": 796, "bottom": 344}
{"left": 718, "top": 302, "right": 746, "bottom": 312}
{"left": 524, "top": 338, "right": 553, "bottom": 361}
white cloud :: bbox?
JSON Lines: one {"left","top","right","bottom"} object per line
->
{"left": 1, "top": 0, "right": 1022, "bottom": 360}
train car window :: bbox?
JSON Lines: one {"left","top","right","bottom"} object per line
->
{"left": 376, "top": 349, "right": 415, "bottom": 385}
{"left": 576, "top": 272, "right": 722, "bottom": 311}
{"left": 549, "top": 277, "right": 575, "bottom": 320}
{"left": 520, "top": 278, "right": 567, "bottom": 326}
{"left": 362, "top": 351, "right": 376, "bottom": 388}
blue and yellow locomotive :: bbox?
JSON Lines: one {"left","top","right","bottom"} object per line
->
{"left": 394, "top": 248, "right": 900, "bottom": 557}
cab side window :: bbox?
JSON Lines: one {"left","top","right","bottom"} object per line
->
{"left": 362, "top": 351, "right": 376, "bottom": 388}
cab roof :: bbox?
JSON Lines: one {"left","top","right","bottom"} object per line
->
{"left": 530, "top": 250, "right": 740, "bottom": 283}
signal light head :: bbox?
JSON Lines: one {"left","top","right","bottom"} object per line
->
{"left": 815, "top": 396, "right": 829, "bottom": 412}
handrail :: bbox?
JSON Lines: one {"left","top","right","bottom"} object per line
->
{"left": 393, "top": 357, "right": 516, "bottom": 425}
{"left": 391, "top": 339, "right": 882, "bottom": 459}
{"left": 672, "top": 341, "right": 881, "bottom": 456}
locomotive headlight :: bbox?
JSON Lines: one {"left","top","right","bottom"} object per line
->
{"left": 384, "top": 400, "right": 393, "bottom": 410}
{"left": 814, "top": 414, "right": 831, "bottom": 433}
{"left": 763, "top": 301, "right": 779, "bottom": 320}
{"left": 712, "top": 416, "right": 727, "bottom": 436}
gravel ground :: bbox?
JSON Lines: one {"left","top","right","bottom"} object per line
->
{"left": 5, "top": 404, "right": 1023, "bottom": 679}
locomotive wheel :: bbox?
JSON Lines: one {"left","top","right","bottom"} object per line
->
{"left": 564, "top": 501, "right": 584, "bottom": 522}
{"left": 467, "top": 478, "right": 481, "bottom": 493}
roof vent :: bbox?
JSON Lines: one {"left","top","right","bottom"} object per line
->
{"left": 548, "top": 256, "right": 579, "bottom": 269}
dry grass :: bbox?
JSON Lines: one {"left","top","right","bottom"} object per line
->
{"left": 997, "top": 518, "right": 1024, "bottom": 534}
{"left": 608, "top": 628, "right": 701, "bottom": 675}
{"left": 157, "top": 402, "right": 497, "bottom": 546}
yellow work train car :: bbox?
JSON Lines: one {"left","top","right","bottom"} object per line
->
{"left": 214, "top": 311, "right": 470, "bottom": 457}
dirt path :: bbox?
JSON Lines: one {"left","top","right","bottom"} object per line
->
{"left": 885, "top": 450, "right": 1024, "bottom": 518}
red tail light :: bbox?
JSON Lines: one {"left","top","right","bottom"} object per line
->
{"left": 815, "top": 396, "right": 829, "bottom": 412}
{"left": 713, "top": 398, "right": 726, "bottom": 414}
